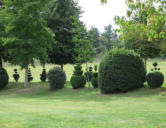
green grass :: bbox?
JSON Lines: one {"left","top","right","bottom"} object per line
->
{"left": 0, "top": 60, "right": 166, "bottom": 128}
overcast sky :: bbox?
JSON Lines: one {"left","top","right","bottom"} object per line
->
{"left": 78, "top": 0, "right": 128, "bottom": 32}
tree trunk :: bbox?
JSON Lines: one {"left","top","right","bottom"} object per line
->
{"left": 24, "top": 64, "right": 29, "bottom": 88}
{"left": 0, "top": 57, "right": 2, "bottom": 68}
{"left": 86, "top": 62, "right": 90, "bottom": 87}
{"left": 61, "top": 64, "right": 63, "bottom": 71}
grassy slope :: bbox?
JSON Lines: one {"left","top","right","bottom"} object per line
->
{"left": 0, "top": 60, "right": 166, "bottom": 128}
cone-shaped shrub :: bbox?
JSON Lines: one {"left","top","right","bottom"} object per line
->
{"left": 98, "top": 48, "right": 146, "bottom": 94}
{"left": 40, "top": 68, "right": 46, "bottom": 82}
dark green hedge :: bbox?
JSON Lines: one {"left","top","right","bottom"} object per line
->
{"left": 47, "top": 67, "right": 66, "bottom": 91}
{"left": 98, "top": 48, "right": 146, "bottom": 94}
{"left": 146, "top": 72, "right": 164, "bottom": 88}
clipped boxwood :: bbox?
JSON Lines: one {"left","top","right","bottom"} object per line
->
{"left": 98, "top": 48, "right": 146, "bottom": 94}
{"left": 47, "top": 67, "right": 66, "bottom": 91}
{"left": 0, "top": 68, "right": 9, "bottom": 90}
{"left": 70, "top": 75, "right": 86, "bottom": 89}
{"left": 146, "top": 72, "right": 164, "bottom": 88}
{"left": 91, "top": 72, "right": 98, "bottom": 88}
{"left": 70, "top": 64, "right": 86, "bottom": 89}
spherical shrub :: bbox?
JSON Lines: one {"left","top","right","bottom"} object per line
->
{"left": 98, "top": 48, "right": 146, "bottom": 94}
{"left": 91, "top": 72, "right": 98, "bottom": 88}
{"left": 70, "top": 64, "right": 86, "bottom": 89}
{"left": 0, "top": 68, "right": 9, "bottom": 90}
{"left": 47, "top": 67, "right": 66, "bottom": 91}
{"left": 146, "top": 72, "right": 164, "bottom": 88}
{"left": 70, "top": 75, "right": 86, "bottom": 89}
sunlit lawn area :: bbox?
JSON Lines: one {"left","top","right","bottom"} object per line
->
{"left": 0, "top": 60, "right": 166, "bottom": 128}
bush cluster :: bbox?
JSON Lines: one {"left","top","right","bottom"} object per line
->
{"left": 98, "top": 48, "right": 146, "bottom": 94}
{"left": 70, "top": 64, "right": 86, "bottom": 89}
{"left": 0, "top": 68, "right": 9, "bottom": 90}
{"left": 47, "top": 67, "right": 66, "bottom": 91}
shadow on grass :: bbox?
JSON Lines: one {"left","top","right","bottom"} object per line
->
{"left": 1, "top": 82, "right": 166, "bottom": 102}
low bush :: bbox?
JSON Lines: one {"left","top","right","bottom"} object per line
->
{"left": 0, "top": 68, "right": 9, "bottom": 90}
{"left": 146, "top": 72, "right": 164, "bottom": 88}
{"left": 70, "top": 64, "right": 86, "bottom": 89}
{"left": 98, "top": 48, "right": 146, "bottom": 94}
{"left": 47, "top": 67, "right": 66, "bottom": 91}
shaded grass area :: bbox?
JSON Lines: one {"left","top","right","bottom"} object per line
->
{"left": 0, "top": 82, "right": 166, "bottom": 128}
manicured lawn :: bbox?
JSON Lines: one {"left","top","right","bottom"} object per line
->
{"left": 0, "top": 60, "right": 166, "bottom": 128}
{"left": 0, "top": 82, "right": 166, "bottom": 128}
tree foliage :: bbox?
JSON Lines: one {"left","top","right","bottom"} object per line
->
{"left": 45, "top": 0, "right": 81, "bottom": 69}
{"left": 115, "top": 0, "right": 166, "bottom": 60}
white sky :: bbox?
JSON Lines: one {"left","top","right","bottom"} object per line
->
{"left": 78, "top": 0, "right": 128, "bottom": 32}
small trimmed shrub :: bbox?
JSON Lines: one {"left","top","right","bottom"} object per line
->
{"left": 146, "top": 72, "right": 164, "bottom": 88}
{"left": 0, "top": 68, "right": 9, "bottom": 90}
{"left": 13, "top": 69, "right": 20, "bottom": 82}
{"left": 28, "top": 68, "right": 33, "bottom": 82}
{"left": 47, "top": 67, "right": 66, "bottom": 91}
{"left": 70, "top": 64, "right": 86, "bottom": 89}
{"left": 99, "top": 48, "right": 146, "bottom": 94}
{"left": 40, "top": 68, "right": 46, "bottom": 82}
{"left": 91, "top": 72, "right": 98, "bottom": 88}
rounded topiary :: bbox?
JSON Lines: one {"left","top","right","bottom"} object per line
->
{"left": 70, "top": 64, "right": 86, "bottom": 89}
{"left": 91, "top": 72, "right": 98, "bottom": 88}
{"left": 13, "top": 69, "right": 20, "bottom": 82}
{"left": 0, "top": 68, "right": 9, "bottom": 90}
{"left": 40, "top": 68, "right": 46, "bottom": 82}
{"left": 47, "top": 67, "right": 66, "bottom": 91}
{"left": 146, "top": 72, "right": 164, "bottom": 88}
{"left": 98, "top": 48, "right": 146, "bottom": 94}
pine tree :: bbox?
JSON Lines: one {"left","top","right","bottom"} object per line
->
{"left": 45, "top": 0, "right": 81, "bottom": 70}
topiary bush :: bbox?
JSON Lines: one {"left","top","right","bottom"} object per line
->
{"left": 146, "top": 72, "right": 164, "bottom": 88}
{"left": 40, "top": 68, "right": 46, "bottom": 82}
{"left": 147, "top": 63, "right": 164, "bottom": 88}
{"left": 70, "top": 64, "right": 86, "bottom": 89}
{"left": 47, "top": 67, "right": 66, "bottom": 91}
{"left": 91, "top": 72, "right": 98, "bottom": 88}
{"left": 13, "top": 69, "right": 20, "bottom": 82}
{"left": 98, "top": 48, "right": 146, "bottom": 94}
{"left": 0, "top": 68, "right": 9, "bottom": 90}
